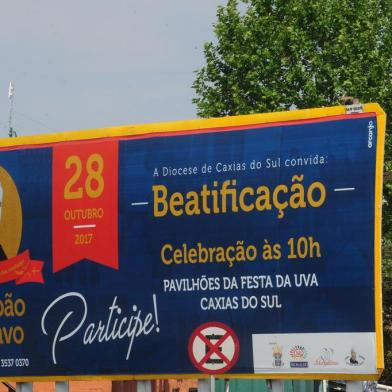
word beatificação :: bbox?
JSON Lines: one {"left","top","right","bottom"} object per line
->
{"left": 153, "top": 175, "right": 326, "bottom": 219}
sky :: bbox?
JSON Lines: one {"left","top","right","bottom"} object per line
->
{"left": 0, "top": 0, "right": 227, "bottom": 136}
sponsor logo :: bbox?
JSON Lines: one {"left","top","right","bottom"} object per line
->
{"left": 272, "top": 344, "right": 284, "bottom": 367}
{"left": 289, "top": 345, "right": 308, "bottom": 368}
{"left": 314, "top": 348, "right": 339, "bottom": 366}
{"left": 345, "top": 348, "right": 365, "bottom": 366}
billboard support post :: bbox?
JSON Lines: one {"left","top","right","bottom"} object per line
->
{"left": 210, "top": 375, "right": 216, "bottom": 392}
{"left": 198, "top": 376, "right": 217, "bottom": 392}
{"left": 136, "top": 381, "right": 151, "bottom": 392}
{"left": 346, "top": 381, "right": 363, "bottom": 392}
{"left": 198, "top": 379, "right": 209, "bottom": 392}
{"left": 15, "top": 383, "right": 32, "bottom": 392}
{"left": 271, "top": 380, "right": 284, "bottom": 392}
{"left": 55, "top": 382, "right": 69, "bottom": 392}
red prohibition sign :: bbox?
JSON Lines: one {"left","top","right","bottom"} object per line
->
{"left": 188, "top": 321, "right": 240, "bottom": 374}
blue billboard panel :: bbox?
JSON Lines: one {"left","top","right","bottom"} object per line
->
{"left": 0, "top": 106, "right": 384, "bottom": 380}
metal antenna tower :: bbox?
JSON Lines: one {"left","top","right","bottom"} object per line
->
{"left": 8, "top": 82, "right": 17, "bottom": 137}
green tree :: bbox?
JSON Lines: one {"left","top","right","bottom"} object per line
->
{"left": 193, "top": 0, "right": 392, "bottom": 118}
{"left": 193, "top": 0, "right": 392, "bottom": 384}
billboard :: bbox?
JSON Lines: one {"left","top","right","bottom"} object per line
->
{"left": 0, "top": 104, "right": 385, "bottom": 381}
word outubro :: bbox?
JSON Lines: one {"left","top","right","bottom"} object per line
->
{"left": 41, "top": 292, "right": 159, "bottom": 365}
{"left": 153, "top": 175, "right": 326, "bottom": 220}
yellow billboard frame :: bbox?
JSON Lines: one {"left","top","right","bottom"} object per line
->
{"left": 0, "top": 103, "right": 385, "bottom": 381}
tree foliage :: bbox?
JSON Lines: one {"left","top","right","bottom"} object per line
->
{"left": 193, "top": 0, "right": 392, "bottom": 118}
{"left": 193, "top": 0, "right": 392, "bottom": 384}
